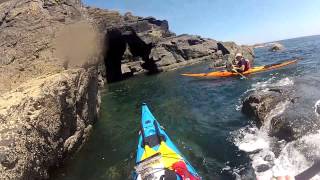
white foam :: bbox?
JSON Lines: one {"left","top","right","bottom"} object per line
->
{"left": 271, "top": 130, "right": 320, "bottom": 180}
{"left": 235, "top": 107, "right": 320, "bottom": 179}
{"left": 239, "top": 77, "right": 294, "bottom": 109}
{"left": 235, "top": 127, "right": 269, "bottom": 152}
{"left": 251, "top": 77, "right": 294, "bottom": 91}
{"left": 233, "top": 101, "right": 290, "bottom": 179}
{"left": 233, "top": 77, "right": 320, "bottom": 179}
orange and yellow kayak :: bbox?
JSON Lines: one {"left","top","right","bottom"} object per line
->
{"left": 181, "top": 59, "right": 298, "bottom": 78}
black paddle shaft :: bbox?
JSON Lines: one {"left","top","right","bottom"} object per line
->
{"left": 295, "top": 161, "right": 320, "bottom": 180}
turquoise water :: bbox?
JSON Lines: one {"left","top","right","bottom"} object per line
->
{"left": 52, "top": 35, "right": 320, "bottom": 180}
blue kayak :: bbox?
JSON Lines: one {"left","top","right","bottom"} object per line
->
{"left": 134, "top": 103, "right": 201, "bottom": 180}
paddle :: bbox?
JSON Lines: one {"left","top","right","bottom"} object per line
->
{"left": 231, "top": 69, "right": 247, "bottom": 79}
{"left": 295, "top": 161, "right": 320, "bottom": 180}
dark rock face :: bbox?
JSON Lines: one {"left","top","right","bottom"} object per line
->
{"left": 103, "top": 28, "right": 157, "bottom": 82}
{"left": 87, "top": 7, "right": 254, "bottom": 83}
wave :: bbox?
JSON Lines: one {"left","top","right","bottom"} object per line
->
{"left": 251, "top": 77, "right": 294, "bottom": 91}
{"left": 233, "top": 101, "right": 290, "bottom": 179}
{"left": 233, "top": 77, "right": 320, "bottom": 180}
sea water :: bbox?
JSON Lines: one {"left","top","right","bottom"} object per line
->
{"left": 52, "top": 35, "right": 320, "bottom": 180}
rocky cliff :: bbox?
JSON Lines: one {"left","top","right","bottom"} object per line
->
{"left": 0, "top": 0, "right": 254, "bottom": 179}
{"left": 86, "top": 7, "right": 255, "bottom": 82}
{"left": 0, "top": 0, "right": 102, "bottom": 179}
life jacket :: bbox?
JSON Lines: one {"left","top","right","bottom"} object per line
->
{"left": 237, "top": 58, "right": 250, "bottom": 72}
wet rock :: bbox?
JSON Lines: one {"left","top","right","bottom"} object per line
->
{"left": 256, "top": 164, "right": 270, "bottom": 172}
{"left": 242, "top": 88, "right": 291, "bottom": 127}
{"left": 315, "top": 101, "right": 320, "bottom": 116}
{"left": 269, "top": 43, "right": 284, "bottom": 51}
{"left": 242, "top": 77, "right": 320, "bottom": 142}
{"left": 263, "top": 154, "right": 274, "bottom": 162}
{"left": 270, "top": 99, "right": 320, "bottom": 142}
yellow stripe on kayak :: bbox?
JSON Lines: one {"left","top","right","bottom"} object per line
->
{"left": 140, "top": 142, "right": 183, "bottom": 169}
{"left": 158, "top": 141, "right": 182, "bottom": 169}
{"left": 141, "top": 145, "right": 158, "bottom": 161}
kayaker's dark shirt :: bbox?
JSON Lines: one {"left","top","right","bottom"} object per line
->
{"left": 237, "top": 58, "right": 250, "bottom": 72}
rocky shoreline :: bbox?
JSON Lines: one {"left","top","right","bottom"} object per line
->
{"left": 242, "top": 77, "right": 320, "bottom": 142}
{"left": 0, "top": 0, "right": 253, "bottom": 179}
{"left": 87, "top": 7, "right": 254, "bottom": 82}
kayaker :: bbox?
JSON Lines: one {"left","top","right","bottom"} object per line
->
{"left": 232, "top": 53, "right": 251, "bottom": 73}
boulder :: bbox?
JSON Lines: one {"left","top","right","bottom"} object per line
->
{"left": 242, "top": 88, "right": 293, "bottom": 127}
{"left": 220, "top": 42, "right": 255, "bottom": 60}
{"left": 242, "top": 77, "right": 320, "bottom": 142}
{"left": 149, "top": 35, "right": 216, "bottom": 70}
{"left": 269, "top": 43, "right": 284, "bottom": 51}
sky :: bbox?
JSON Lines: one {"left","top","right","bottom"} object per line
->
{"left": 83, "top": 0, "right": 320, "bottom": 45}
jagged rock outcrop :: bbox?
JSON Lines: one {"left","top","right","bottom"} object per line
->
{"left": 242, "top": 77, "right": 320, "bottom": 142}
{"left": 242, "top": 88, "right": 293, "bottom": 127}
{"left": 87, "top": 7, "right": 254, "bottom": 83}
{"left": 0, "top": 68, "right": 100, "bottom": 179}
{"left": 87, "top": 7, "right": 174, "bottom": 44}
{"left": 148, "top": 35, "right": 254, "bottom": 71}
{"left": 0, "top": 0, "right": 103, "bottom": 179}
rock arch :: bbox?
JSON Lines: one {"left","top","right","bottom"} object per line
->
{"left": 104, "top": 28, "right": 158, "bottom": 83}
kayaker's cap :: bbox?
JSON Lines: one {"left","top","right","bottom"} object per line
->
{"left": 235, "top": 53, "right": 243, "bottom": 58}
